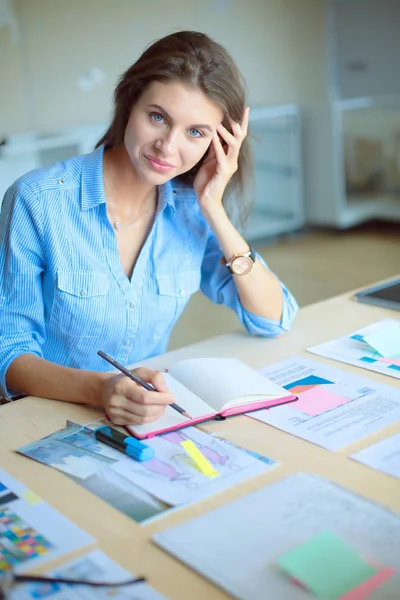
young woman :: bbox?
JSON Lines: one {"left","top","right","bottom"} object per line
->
{"left": 0, "top": 31, "right": 298, "bottom": 424}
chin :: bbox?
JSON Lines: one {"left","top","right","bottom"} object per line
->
{"left": 142, "top": 165, "right": 182, "bottom": 185}
{"left": 142, "top": 170, "right": 176, "bottom": 185}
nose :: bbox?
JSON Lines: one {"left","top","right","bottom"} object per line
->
{"left": 154, "top": 130, "right": 178, "bottom": 155}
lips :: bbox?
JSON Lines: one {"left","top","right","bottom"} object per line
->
{"left": 145, "top": 155, "right": 175, "bottom": 172}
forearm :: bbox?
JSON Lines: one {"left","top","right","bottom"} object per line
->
{"left": 6, "top": 353, "right": 108, "bottom": 406}
{"left": 203, "top": 206, "right": 283, "bottom": 321}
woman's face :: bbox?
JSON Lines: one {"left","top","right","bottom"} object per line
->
{"left": 124, "top": 80, "right": 224, "bottom": 184}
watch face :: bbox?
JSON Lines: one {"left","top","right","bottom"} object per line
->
{"left": 231, "top": 256, "right": 252, "bottom": 275}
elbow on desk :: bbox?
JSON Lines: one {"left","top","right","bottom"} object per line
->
{"left": 242, "top": 298, "right": 299, "bottom": 338}
{"left": 242, "top": 316, "right": 294, "bottom": 339}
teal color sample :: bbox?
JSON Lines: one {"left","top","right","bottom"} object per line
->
{"left": 276, "top": 531, "right": 378, "bottom": 599}
{"left": 364, "top": 325, "right": 400, "bottom": 358}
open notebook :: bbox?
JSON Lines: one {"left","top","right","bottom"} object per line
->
{"left": 126, "top": 358, "right": 297, "bottom": 439}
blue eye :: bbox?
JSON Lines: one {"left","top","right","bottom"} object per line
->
{"left": 151, "top": 113, "right": 165, "bottom": 124}
{"left": 188, "top": 128, "right": 202, "bottom": 138}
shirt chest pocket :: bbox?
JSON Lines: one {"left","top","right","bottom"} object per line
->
{"left": 49, "top": 270, "right": 109, "bottom": 338}
{"left": 154, "top": 269, "right": 200, "bottom": 336}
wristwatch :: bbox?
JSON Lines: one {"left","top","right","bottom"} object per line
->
{"left": 221, "top": 246, "right": 256, "bottom": 275}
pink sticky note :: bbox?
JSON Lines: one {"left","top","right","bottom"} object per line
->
{"left": 339, "top": 565, "right": 395, "bottom": 600}
{"left": 379, "top": 357, "right": 400, "bottom": 367}
{"left": 293, "top": 386, "right": 348, "bottom": 416}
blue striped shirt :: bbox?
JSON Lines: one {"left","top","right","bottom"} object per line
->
{"left": 0, "top": 146, "right": 298, "bottom": 397}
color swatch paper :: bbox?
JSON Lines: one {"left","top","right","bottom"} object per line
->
{"left": 22, "top": 490, "right": 42, "bottom": 506}
{"left": 339, "top": 564, "right": 395, "bottom": 600}
{"left": 292, "top": 386, "right": 348, "bottom": 416}
{"left": 276, "top": 531, "right": 377, "bottom": 599}
{"left": 363, "top": 323, "right": 400, "bottom": 359}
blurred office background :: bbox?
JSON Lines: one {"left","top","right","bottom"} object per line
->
{"left": 0, "top": 0, "right": 399, "bottom": 348}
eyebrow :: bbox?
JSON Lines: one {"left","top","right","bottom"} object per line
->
{"left": 147, "top": 104, "right": 213, "bottom": 132}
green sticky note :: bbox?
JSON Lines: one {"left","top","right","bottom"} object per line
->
{"left": 276, "top": 531, "right": 378, "bottom": 599}
{"left": 364, "top": 323, "right": 400, "bottom": 358}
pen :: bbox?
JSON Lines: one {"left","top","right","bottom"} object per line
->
{"left": 97, "top": 350, "right": 192, "bottom": 419}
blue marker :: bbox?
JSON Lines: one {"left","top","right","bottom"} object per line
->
{"left": 94, "top": 425, "right": 154, "bottom": 461}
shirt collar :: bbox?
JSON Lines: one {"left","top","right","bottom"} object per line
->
{"left": 80, "top": 145, "right": 180, "bottom": 212}
{"left": 81, "top": 145, "right": 107, "bottom": 211}
{"left": 157, "top": 179, "right": 177, "bottom": 211}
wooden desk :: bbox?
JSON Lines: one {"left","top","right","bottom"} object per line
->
{"left": 1, "top": 289, "right": 399, "bottom": 599}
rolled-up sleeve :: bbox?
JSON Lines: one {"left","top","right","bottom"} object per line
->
{"left": 200, "top": 233, "right": 298, "bottom": 337}
{"left": 0, "top": 182, "right": 45, "bottom": 397}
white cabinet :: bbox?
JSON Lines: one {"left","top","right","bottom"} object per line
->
{"left": 332, "top": 0, "right": 400, "bottom": 99}
{"left": 337, "top": 97, "right": 400, "bottom": 227}
{"left": 308, "top": 0, "right": 400, "bottom": 228}
{"left": 246, "top": 105, "right": 305, "bottom": 240}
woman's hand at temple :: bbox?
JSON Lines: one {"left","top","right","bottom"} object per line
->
{"left": 100, "top": 368, "right": 175, "bottom": 426}
{"left": 193, "top": 106, "right": 249, "bottom": 216}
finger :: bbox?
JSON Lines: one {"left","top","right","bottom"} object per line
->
{"left": 116, "top": 381, "right": 175, "bottom": 407}
{"left": 230, "top": 120, "right": 244, "bottom": 139}
{"left": 230, "top": 116, "right": 248, "bottom": 141}
{"left": 217, "top": 123, "right": 238, "bottom": 149}
{"left": 133, "top": 367, "right": 170, "bottom": 393}
{"left": 115, "top": 369, "right": 175, "bottom": 405}
{"left": 125, "top": 400, "right": 167, "bottom": 418}
{"left": 109, "top": 406, "right": 166, "bottom": 426}
{"left": 241, "top": 106, "right": 250, "bottom": 134}
{"left": 203, "top": 140, "right": 217, "bottom": 163}
{"left": 212, "top": 132, "right": 226, "bottom": 163}
{"left": 109, "top": 398, "right": 167, "bottom": 420}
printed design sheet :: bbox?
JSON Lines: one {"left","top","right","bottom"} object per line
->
{"left": 307, "top": 319, "right": 400, "bottom": 380}
{"left": 153, "top": 473, "right": 400, "bottom": 600}
{"left": 111, "top": 426, "right": 277, "bottom": 505}
{"left": 9, "top": 548, "right": 169, "bottom": 599}
{"left": 17, "top": 422, "right": 168, "bottom": 524}
{"left": 0, "top": 468, "right": 93, "bottom": 574}
{"left": 249, "top": 356, "right": 400, "bottom": 450}
{"left": 18, "top": 422, "right": 276, "bottom": 517}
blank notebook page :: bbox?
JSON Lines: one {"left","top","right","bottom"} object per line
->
{"left": 169, "top": 358, "right": 292, "bottom": 413}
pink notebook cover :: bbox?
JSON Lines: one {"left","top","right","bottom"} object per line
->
{"left": 126, "top": 393, "right": 298, "bottom": 439}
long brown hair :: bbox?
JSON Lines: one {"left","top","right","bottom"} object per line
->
{"left": 96, "top": 31, "right": 253, "bottom": 222}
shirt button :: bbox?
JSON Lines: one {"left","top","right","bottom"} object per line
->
{"left": 179, "top": 288, "right": 186, "bottom": 296}
{"left": 57, "top": 179, "right": 64, "bottom": 184}
{"left": 124, "top": 340, "right": 131, "bottom": 347}
{"left": 80, "top": 290, "right": 87, "bottom": 297}
{"left": 129, "top": 302, "right": 136, "bottom": 309}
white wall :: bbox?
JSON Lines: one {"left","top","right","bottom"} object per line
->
{"left": 0, "top": 0, "right": 329, "bottom": 134}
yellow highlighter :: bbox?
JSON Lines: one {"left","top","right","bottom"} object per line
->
{"left": 181, "top": 440, "right": 219, "bottom": 477}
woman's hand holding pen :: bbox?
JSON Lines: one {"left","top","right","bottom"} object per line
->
{"left": 100, "top": 367, "right": 176, "bottom": 426}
